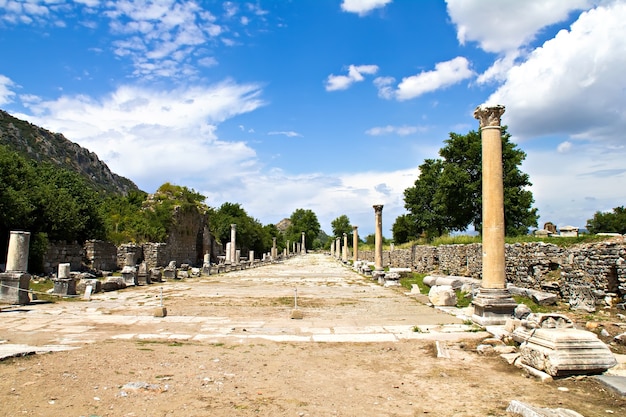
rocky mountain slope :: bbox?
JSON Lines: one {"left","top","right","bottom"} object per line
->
{"left": 0, "top": 109, "right": 138, "bottom": 195}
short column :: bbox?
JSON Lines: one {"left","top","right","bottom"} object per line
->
{"left": 6, "top": 231, "right": 30, "bottom": 272}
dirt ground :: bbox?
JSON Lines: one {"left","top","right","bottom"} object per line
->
{"left": 1, "top": 254, "right": 625, "bottom": 417}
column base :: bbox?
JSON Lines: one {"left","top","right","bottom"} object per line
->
{"left": 0, "top": 271, "right": 31, "bottom": 305}
{"left": 472, "top": 288, "right": 517, "bottom": 326}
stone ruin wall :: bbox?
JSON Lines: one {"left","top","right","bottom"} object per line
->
{"left": 359, "top": 241, "right": 626, "bottom": 298}
{"left": 42, "top": 207, "right": 213, "bottom": 273}
{"left": 84, "top": 240, "right": 117, "bottom": 271}
{"left": 43, "top": 241, "right": 84, "bottom": 274}
{"left": 165, "top": 208, "right": 210, "bottom": 267}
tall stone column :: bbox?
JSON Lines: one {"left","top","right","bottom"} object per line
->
{"left": 352, "top": 226, "right": 359, "bottom": 263}
{"left": 272, "top": 237, "right": 277, "bottom": 260}
{"left": 336, "top": 237, "right": 341, "bottom": 259}
{"left": 472, "top": 105, "right": 516, "bottom": 325}
{"left": 342, "top": 233, "right": 348, "bottom": 263}
{"left": 373, "top": 205, "right": 384, "bottom": 272}
{"left": 230, "top": 224, "right": 237, "bottom": 265}
{"left": 286, "top": 240, "right": 290, "bottom": 256}
{"left": 301, "top": 232, "right": 306, "bottom": 254}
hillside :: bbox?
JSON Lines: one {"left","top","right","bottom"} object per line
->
{"left": 0, "top": 109, "right": 138, "bottom": 195}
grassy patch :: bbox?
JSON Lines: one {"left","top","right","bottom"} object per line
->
{"left": 29, "top": 279, "right": 55, "bottom": 302}
{"left": 455, "top": 290, "right": 472, "bottom": 308}
{"left": 399, "top": 272, "right": 429, "bottom": 294}
{"left": 512, "top": 295, "right": 551, "bottom": 313}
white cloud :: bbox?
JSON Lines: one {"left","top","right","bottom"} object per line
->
{"left": 0, "top": 75, "right": 16, "bottom": 106}
{"left": 325, "top": 64, "right": 379, "bottom": 91}
{"left": 14, "top": 80, "right": 266, "bottom": 192}
{"left": 446, "top": 0, "right": 592, "bottom": 53}
{"left": 221, "top": 166, "right": 418, "bottom": 237}
{"left": 268, "top": 131, "right": 302, "bottom": 138}
{"left": 557, "top": 141, "right": 572, "bottom": 153}
{"left": 484, "top": 2, "right": 626, "bottom": 144}
{"left": 341, "top": 0, "right": 392, "bottom": 16}
{"left": 377, "top": 57, "right": 473, "bottom": 101}
{"left": 365, "top": 125, "right": 422, "bottom": 136}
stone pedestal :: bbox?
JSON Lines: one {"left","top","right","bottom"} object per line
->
{"left": 471, "top": 288, "right": 518, "bottom": 325}
{"left": 121, "top": 266, "right": 137, "bottom": 286}
{"left": 0, "top": 272, "right": 31, "bottom": 304}
{"left": 513, "top": 314, "right": 617, "bottom": 376}
{"left": 53, "top": 278, "right": 77, "bottom": 296}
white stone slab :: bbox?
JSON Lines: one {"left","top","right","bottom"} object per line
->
{"left": 111, "top": 334, "right": 136, "bottom": 340}
{"left": 312, "top": 333, "right": 397, "bottom": 343}
{"left": 332, "top": 326, "right": 385, "bottom": 334}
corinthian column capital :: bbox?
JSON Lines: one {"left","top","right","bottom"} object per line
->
{"left": 473, "top": 105, "right": 505, "bottom": 128}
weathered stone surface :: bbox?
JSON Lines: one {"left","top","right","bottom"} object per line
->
{"left": 506, "top": 399, "right": 584, "bottom": 417}
{"left": 76, "top": 278, "right": 102, "bottom": 294}
{"left": 0, "top": 272, "right": 30, "bottom": 304}
{"left": 615, "top": 333, "right": 626, "bottom": 345}
{"left": 428, "top": 285, "right": 457, "bottom": 306}
{"left": 514, "top": 304, "right": 532, "bottom": 319}
{"left": 569, "top": 285, "right": 596, "bottom": 312}
{"left": 102, "top": 277, "right": 126, "bottom": 292}
{"left": 514, "top": 315, "right": 617, "bottom": 376}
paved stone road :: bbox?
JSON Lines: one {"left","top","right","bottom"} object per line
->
{"left": 0, "top": 254, "right": 484, "bottom": 359}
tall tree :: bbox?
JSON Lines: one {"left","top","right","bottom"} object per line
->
{"left": 285, "top": 209, "right": 321, "bottom": 251}
{"left": 402, "top": 158, "right": 450, "bottom": 240}
{"left": 331, "top": 214, "right": 353, "bottom": 242}
{"left": 586, "top": 206, "right": 626, "bottom": 234}
{"left": 392, "top": 214, "right": 418, "bottom": 244}
{"left": 403, "top": 128, "right": 538, "bottom": 237}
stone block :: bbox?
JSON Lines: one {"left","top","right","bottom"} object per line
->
{"left": 0, "top": 272, "right": 31, "bottom": 305}
{"left": 102, "top": 277, "right": 126, "bottom": 292}
{"left": 517, "top": 326, "right": 617, "bottom": 376}
{"left": 52, "top": 278, "right": 76, "bottom": 296}
{"left": 569, "top": 285, "right": 596, "bottom": 312}
{"left": 428, "top": 285, "right": 457, "bottom": 306}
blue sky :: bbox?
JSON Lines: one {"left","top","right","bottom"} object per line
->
{"left": 1, "top": 0, "right": 625, "bottom": 238}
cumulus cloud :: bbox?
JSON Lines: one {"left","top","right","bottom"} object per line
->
{"left": 557, "top": 141, "right": 572, "bottom": 153}
{"left": 225, "top": 166, "right": 418, "bottom": 236}
{"left": 484, "top": 2, "right": 626, "bottom": 144}
{"left": 0, "top": 75, "right": 16, "bottom": 106}
{"left": 375, "top": 57, "right": 473, "bottom": 101}
{"left": 325, "top": 64, "right": 379, "bottom": 91}
{"left": 446, "top": 0, "right": 591, "bottom": 53}
{"left": 365, "top": 125, "right": 422, "bottom": 136}
{"left": 341, "top": 0, "right": 393, "bottom": 16}
{"left": 446, "top": 0, "right": 592, "bottom": 83}
{"left": 14, "top": 80, "right": 266, "bottom": 193}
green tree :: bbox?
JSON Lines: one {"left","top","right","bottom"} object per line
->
{"left": 586, "top": 206, "right": 626, "bottom": 234}
{"left": 403, "top": 128, "right": 538, "bottom": 238}
{"left": 392, "top": 214, "right": 418, "bottom": 244}
{"left": 209, "top": 202, "right": 271, "bottom": 256}
{"left": 285, "top": 209, "right": 321, "bottom": 251}
{"left": 331, "top": 214, "right": 353, "bottom": 243}
{"left": 402, "top": 158, "right": 450, "bottom": 240}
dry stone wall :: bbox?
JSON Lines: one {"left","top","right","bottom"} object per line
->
{"left": 84, "top": 240, "right": 117, "bottom": 271}
{"left": 359, "top": 240, "right": 626, "bottom": 298}
{"left": 43, "top": 241, "right": 83, "bottom": 274}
